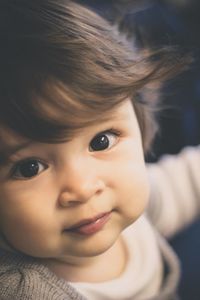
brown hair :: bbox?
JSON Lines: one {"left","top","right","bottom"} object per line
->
{"left": 0, "top": 0, "right": 189, "bottom": 152}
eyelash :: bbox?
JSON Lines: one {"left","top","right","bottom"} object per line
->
{"left": 103, "top": 128, "right": 122, "bottom": 137}
{"left": 96, "top": 128, "right": 122, "bottom": 140}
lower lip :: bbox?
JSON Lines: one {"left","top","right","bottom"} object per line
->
{"left": 69, "top": 212, "right": 111, "bottom": 236}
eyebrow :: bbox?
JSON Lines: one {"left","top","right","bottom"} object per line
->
{"left": 0, "top": 140, "right": 33, "bottom": 166}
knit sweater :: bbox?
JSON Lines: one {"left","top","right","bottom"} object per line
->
{"left": 0, "top": 146, "right": 199, "bottom": 299}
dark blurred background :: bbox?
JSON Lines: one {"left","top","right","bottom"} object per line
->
{"left": 77, "top": 1, "right": 200, "bottom": 299}
{"left": 78, "top": 0, "right": 200, "bottom": 161}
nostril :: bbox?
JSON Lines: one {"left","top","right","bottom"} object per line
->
{"left": 66, "top": 201, "right": 81, "bottom": 207}
{"left": 59, "top": 199, "right": 76, "bottom": 208}
{"left": 96, "top": 188, "right": 103, "bottom": 195}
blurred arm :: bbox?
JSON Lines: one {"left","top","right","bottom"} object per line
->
{"left": 147, "top": 146, "right": 200, "bottom": 238}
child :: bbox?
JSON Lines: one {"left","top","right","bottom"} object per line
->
{"left": 0, "top": 1, "right": 189, "bottom": 299}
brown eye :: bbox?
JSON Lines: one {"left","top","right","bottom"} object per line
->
{"left": 12, "top": 159, "right": 47, "bottom": 179}
{"left": 89, "top": 132, "right": 118, "bottom": 152}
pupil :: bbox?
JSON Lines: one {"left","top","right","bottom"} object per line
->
{"left": 91, "top": 134, "right": 109, "bottom": 151}
{"left": 20, "top": 160, "right": 39, "bottom": 177}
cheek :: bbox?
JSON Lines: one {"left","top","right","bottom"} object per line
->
{"left": 114, "top": 162, "right": 150, "bottom": 222}
{"left": 0, "top": 189, "right": 58, "bottom": 254}
{"left": 0, "top": 210, "right": 59, "bottom": 256}
{"left": 1, "top": 206, "right": 50, "bottom": 239}
{"left": 127, "top": 170, "right": 150, "bottom": 215}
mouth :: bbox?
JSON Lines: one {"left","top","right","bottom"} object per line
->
{"left": 65, "top": 212, "right": 111, "bottom": 235}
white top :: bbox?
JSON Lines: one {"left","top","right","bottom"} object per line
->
{"left": 71, "top": 216, "right": 163, "bottom": 300}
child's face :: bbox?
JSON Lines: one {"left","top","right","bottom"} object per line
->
{"left": 0, "top": 99, "right": 149, "bottom": 261}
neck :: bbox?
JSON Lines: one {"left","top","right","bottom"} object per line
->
{"left": 45, "top": 236, "right": 128, "bottom": 283}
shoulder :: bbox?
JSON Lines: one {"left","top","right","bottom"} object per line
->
{"left": 0, "top": 251, "right": 84, "bottom": 300}
{"left": 0, "top": 253, "right": 44, "bottom": 299}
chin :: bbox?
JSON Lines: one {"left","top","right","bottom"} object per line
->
{"left": 83, "top": 243, "right": 114, "bottom": 257}
{"left": 74, "top": 230, "right": 120, "bottom": 258}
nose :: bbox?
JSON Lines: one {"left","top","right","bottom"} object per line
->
{"left": 58, "top": 157, "right": 105, "bottom": 207}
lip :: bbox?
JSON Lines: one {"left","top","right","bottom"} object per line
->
{"left": 65, "top": 212, "right": 111, "bottom": 235}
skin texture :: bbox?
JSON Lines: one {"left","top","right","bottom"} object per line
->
{"left": 0, "top": 99, "right": 150, "bottom": 282}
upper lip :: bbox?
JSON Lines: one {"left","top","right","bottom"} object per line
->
{"left": 65, "top": 212, "right": 110, "bottom": 231}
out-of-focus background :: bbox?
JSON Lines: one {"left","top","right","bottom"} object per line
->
{"left": 79, "top": 0, "right": 200, "bottom": 160}
{"left": 78, "top": 1, "right": 200, "bottom": 299}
